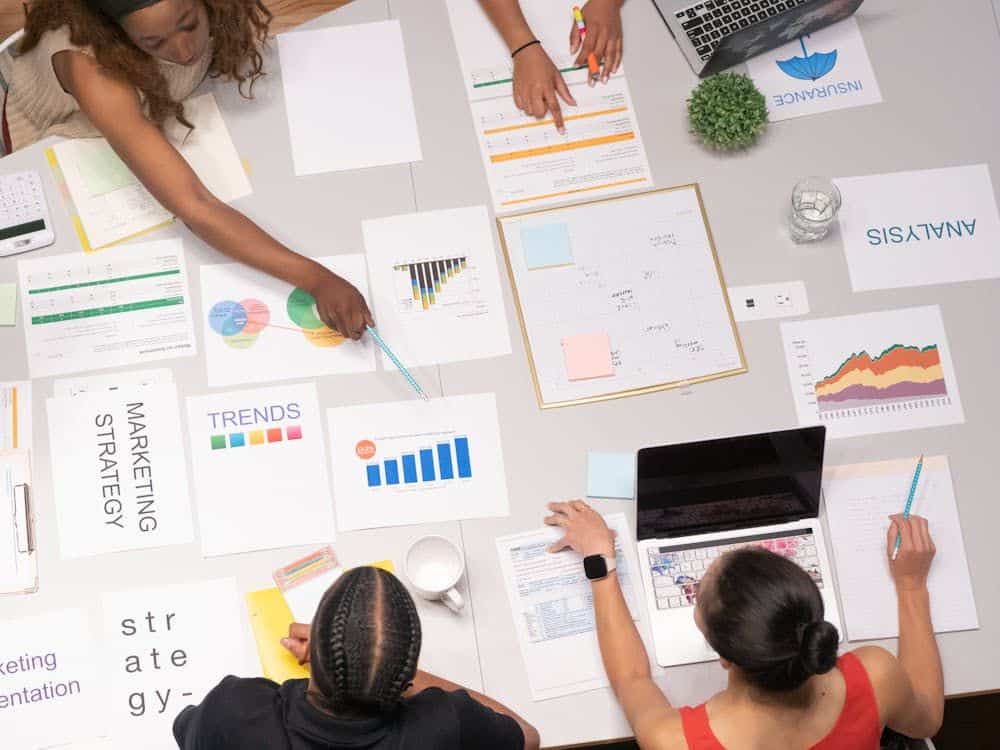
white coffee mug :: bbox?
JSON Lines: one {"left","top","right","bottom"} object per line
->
{"left": 404, "top": 535, "right": 465, "bottom": 613}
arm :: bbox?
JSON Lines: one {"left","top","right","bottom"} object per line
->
{"left": 546, "top": 501, "right": 679, "bottom": 746}
{"left": 53, "top": 51, "right": 372, "bottom": 339}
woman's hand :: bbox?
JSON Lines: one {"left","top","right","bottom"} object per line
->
{"left": 571, "top": 0, "right": 625, "bottom": 84}
{"left": 887, "top": 514, "right": 936, "bottom": 592}
{"left": 513, "top": 43, "right": 577, "bottom": 132}
{"left": 309, "top": 270, "right": 374, "bottom": 341}
{"left": 280, "top": 622, "right": 311, "bottom": 665}
{"left": 545, "top": 500, "right": 616, "bottom": 558}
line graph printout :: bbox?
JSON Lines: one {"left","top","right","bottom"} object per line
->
{"left": 444, "top": 0, "right": 651, "bottom": 212}
{"left": 498, "top": 187, "right": 745, "bottom": 407}
{"left": 780, "top": 306, "right": 964, "bottom": 439}
{"left": 200, "top": 255, "right": 376, "bottom": 386}
{"left": 327, "top": 393, "right": 509, "bottom": 531}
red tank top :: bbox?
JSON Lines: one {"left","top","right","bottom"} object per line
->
{"left": 679, "top": 653, "right": 881, "bottom": 750}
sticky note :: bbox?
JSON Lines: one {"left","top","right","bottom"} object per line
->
{"left": 245, "top": 588, "right": 311, "bottom": 684}
{"left": 562, "top": 332, "right": 614, "bottom": 381}
{"left": 587, "top": 451, "right": 636, "bottom": 499}
{"left": 521, "top": 223, "right": 573, "bottom": 269}
{"left": 76, "top": 142, "right": 137, "bottom": 197}
{"left": 0, "top": 283, "right": 15, "bottom": 325}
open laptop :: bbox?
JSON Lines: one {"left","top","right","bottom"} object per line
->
{"left": 635, "top": 426, "right": 842, "bottom": 668}
{"left": 651, "top": 0, "right": 864, "bottom": 77}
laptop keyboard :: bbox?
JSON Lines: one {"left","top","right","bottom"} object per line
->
{"left": 675, "top": 0, "right": 811, "bottom": 61}
{"left": 647, "top": 528, "right": 823, "bottom": 610}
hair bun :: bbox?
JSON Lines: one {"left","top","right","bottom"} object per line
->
{"left": 799, "top": 621, "right": 839, "bottom": 676}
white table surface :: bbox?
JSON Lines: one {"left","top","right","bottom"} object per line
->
{"left": 2, "top": 0, "right": 999, "bottom": 747}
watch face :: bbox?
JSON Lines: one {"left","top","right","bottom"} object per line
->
{"left": 584, "top": 554, "right": 608, "bottom": 580}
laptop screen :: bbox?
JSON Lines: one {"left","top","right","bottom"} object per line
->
{"left": 636, "top": 426, "right": 825, "bottom": 541}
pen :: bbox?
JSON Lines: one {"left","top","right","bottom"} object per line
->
{"left": 572, "top": 6, "right": 601, "bottom": 82}
{"left": 891, "top": 455, "right": 924, "bottom": 561}
{"left": 365, "top": 325, "right": 430, "bottom": 402}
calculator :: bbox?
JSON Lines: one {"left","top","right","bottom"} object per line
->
{"left": 0, "top": 171, "right": 56, "bottom": 257}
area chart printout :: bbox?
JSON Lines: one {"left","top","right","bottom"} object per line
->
{"left": 326, "top": 393, "right": 509, "bottom": 531}
{"left": 496, "top": 512, "right": 641, "bottom": 701}
{"left": 200, "top": 254, "right": 375, "bottom": 386}
{"left": 444, "top": 0, "right": 651, "bottom": 213}
{"left": 362, "top": 206, "right": 511, "bottom": 367}
{"left": 823, "top": 457, "right": 978, "bottom": 641}
{"left": 18, "top": 239, "right": 197, "bottom": 378}
{"left": 780, "top": 306, "right": 964, "bottom": 439}
{"left": 499, "top": 187, "right": 745, "bottom": 407}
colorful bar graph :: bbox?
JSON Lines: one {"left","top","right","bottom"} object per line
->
{"left": 402, "top": 454, "right": 418, "bottom": 484}
{"left": 394, "top": 256, "right": 469, "bottom": 313}
{"left": 455, "top": 436, "right": 472, "bottom": 478}
{"left": 365, "top": 437, "right": 473, "bottom": 488}
{"left": 437, "top": 442, "right": 454, "bottom": 480}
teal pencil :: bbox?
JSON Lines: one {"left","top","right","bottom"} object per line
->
{"left": 891, "top": 455, "right": 924, "bottom": 561}
{"left": 366, "top": 325, "right": 430, "bottom": 401}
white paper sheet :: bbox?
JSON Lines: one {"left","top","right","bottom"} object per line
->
{"left": 496, "top": 512, "right": 641, "bottom": 701}
{"left": 780, "top": 305, "right": 964, "bottom": 439}
{"left": 445, "top": 0, "right": 651, "bottom": 213}
{"left": 746, "top": 17, "right": 882, "bottom": 122}
{"left": 0, "top": 608, "right": 107, "bottom": 749}
{"left": 362, "top": 206, "right": 511, "bottom": 368}
{"left": 824, "top": 456, "right": 979, "bottom": 641}
{"left": 53, "top": 368, "right": 174, "bottom": 398}
{"left": 0, "top": 381, "right": 31, "bottom": 451}
{"left": 834, "top": 165, "right": 1000, "bottom": 291}
{"left": 498, "top": 188, "right": 745, "bottom": 406}
{"left": 18, "top": 239, "right": 197, "bottom": 378}
{"left": 51, "top": 93, "right": 251, "bottom": 250}
{"left": 101, "top": 578, "right": 251, "bottom": 749}
{"left": 186, "top": 383, "right": 335, "bottom": 556}
{"left": 200, "top": 255, "right": 376, "bottom": 387}
{"left": 326, "top": 393, "right": 509, "bottom": 531}
{"left": 46, "top": 382, "right": 194, "bottom": 558}
{"left": 277, "top": 20, "right": 422, "bottom": 175}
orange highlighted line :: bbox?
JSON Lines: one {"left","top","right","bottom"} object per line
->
{"left": 500, "top": 177, "right": 648, "bottom": 207}
{"left": 483, "top": 106, "right": 629, "bottom": 135}
{"left": 490, "top": 132, "right": 635, "bottom": 163}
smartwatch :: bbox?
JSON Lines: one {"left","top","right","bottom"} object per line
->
{"left": 583, "top": 553, "right": 617, "bottom": 581}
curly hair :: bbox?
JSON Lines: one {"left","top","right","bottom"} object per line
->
{"left": 19, "top": 0, "right": 271, "bottom": 128}
{"left": 309, "top": 566, "right": 422, "bottom": 717}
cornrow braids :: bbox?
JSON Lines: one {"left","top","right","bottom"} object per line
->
{"left": 310, "top": 566, "right": 422, "bottom": 717}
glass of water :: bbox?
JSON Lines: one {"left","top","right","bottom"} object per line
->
{"left": 789, "top": 177, "right": 842, "bottom": 243}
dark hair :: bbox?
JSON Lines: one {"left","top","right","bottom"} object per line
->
{"left": 701, "top": 548, "right": 839, "bottom": 692}
{"left": 309, "top": 566, "right": 421, "bottom": 716}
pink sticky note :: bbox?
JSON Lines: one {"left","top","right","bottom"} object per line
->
{"left": 562, "top": 332, "right": 615, "bottom": 381}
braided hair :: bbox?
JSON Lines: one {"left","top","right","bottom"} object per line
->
{"left": 309, "top": 566, "right": 422, "bottom": 717}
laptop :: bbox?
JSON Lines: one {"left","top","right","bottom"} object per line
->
{"left": 651, "top": 0, "right": 865, "bottom": 77}
{"left": 635, "top": 426, "right": 842, "bottom": 668}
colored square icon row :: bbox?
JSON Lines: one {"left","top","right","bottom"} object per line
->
{"left": 210, "top": 425, "right": 303, "bottom": 450}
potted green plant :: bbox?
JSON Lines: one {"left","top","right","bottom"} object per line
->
{"left": 687, "top": 72, "right": 768, "bottom": 150}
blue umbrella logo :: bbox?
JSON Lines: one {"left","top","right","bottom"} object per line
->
{"left": 776, "top": 36, "right": 838, "bottom": 81}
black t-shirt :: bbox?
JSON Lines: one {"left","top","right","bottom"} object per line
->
{"left": 173, "top": 677, "right": 525, "bottom": 750}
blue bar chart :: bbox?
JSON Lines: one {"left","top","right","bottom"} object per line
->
{"left": 366, "top": 436, "right": 473, "bottom": 487}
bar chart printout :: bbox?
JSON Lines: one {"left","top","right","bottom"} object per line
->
{"left": 365, "top": 436, "right": 472, "bottom": 487}
{"left": 394, "top": 256, "right": 469, "bottom": 313}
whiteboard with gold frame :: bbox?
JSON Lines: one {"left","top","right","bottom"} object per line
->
{"left": 497, "top": 185, "right": 747, "bottom": 409}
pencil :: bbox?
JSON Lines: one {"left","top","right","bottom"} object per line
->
{"left": 891, "top": 455, "right": 924, "bottom": 561}
{"left": 366, "top": 325, "right": 430, "bottom": 402}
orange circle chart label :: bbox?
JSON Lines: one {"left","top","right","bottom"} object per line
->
{"left": 355, "top": 440, "right": 376, "bottom": 460}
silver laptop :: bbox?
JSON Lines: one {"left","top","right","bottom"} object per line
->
{"left": 651, "top": 0, "right": 864, "bottom": 77}
{"left": 635, "top": 426, "right": 842, "bottom": 668}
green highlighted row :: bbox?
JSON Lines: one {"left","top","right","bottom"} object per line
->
{"left": 31, "top": 296, "right": 184, "bottom": 325}
{"left": 28, "top": 269, "right": 180, "bottom": 295}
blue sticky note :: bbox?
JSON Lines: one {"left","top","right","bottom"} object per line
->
{"left": 521, "top": 223, "right": 573, "bottom": 269}
{"left": 586, "top": 451, "right": 635, "bottom": 500}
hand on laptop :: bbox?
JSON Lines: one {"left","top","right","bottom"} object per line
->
{"left": 545, "top": 500, "right": 616, "bottom": 559}
{"left": 887, "top": 514, "right": 936, "bottom": 592}
{"left": 513, "top": 43, "right": 577, "bottom": 134}
{"left": 571, "top": 0, "right": 624, "bottom": 85}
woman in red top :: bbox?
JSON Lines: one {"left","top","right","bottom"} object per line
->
{"left": 543, "top": 501, "right": 945, "bottom": 749}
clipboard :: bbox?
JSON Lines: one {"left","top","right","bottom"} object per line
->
{"left": 0, "top": 449, "right": 37, "bottom": 595}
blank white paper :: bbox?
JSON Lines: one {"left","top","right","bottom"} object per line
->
{"left": 278, "top": 20, "right": 422, "bottom": 175}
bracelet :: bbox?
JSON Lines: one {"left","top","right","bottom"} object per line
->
{"left": 511, "top": 39, "right": 540, "bottom": 59}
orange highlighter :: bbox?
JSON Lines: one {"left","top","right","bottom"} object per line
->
{"left": 572, "top": 6, "right": 600, "bottom": 81}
